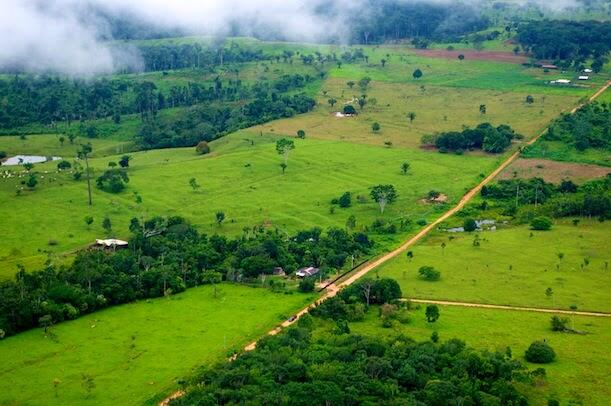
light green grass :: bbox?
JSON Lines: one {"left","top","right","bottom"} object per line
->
{"left": 377, "top": 220, "right": 611, "bottom": 312}
{"left": 522, "top": 140, "right": 611, "bottom": 167}
{"left": 342, "top": 305, "right": 611, "bottom": 405}
{"left": 0, "top": 132, "right": 500, "bottom": 278}
{"left": 0, "top": 134, "right": 132, "bottom": 159}
{"left": 258, "top": 78, "right": 579, "bottom": 149}
{"left": 0, "top": 284, "right": 316, "bottom": 405}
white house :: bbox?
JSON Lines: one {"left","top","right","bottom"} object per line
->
{"left": 95, "top": 239, "right": 129, "bottom": 248}
{"left": 583, "top": 68, "right": 593, "bottom": 73}
{"left": 296, "top": 267, "right": 320, "bottom": 278}
{"left": 551, "top": 79, "right": 571, "bottom": 85}
{"left": 578, "top": 75, "right": 589, "bottom": 80}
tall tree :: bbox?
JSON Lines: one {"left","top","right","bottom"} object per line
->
{"left": 78, "top": 143, "right": 93, "bottom": 206}
{"left": 370, "top": 185, "right": 398, "bottom": 214}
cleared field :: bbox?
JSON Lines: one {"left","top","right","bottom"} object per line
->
{"left": 0, "top": 284, "right": 316, "bottom": 405}
{"left": 257, "top": 78, "right": 579, "bottom": 148}
{"left": 0, "top": 134, "right": 132, "bottom": 159}
{"left": 498, "top": 158, "right": 611, "bottom": 183}
{"left": 343, "top": 305, "right": 611, "bottom": 405}
{"left": 0, "top": 132, "right": 500, "bottom": 278}
{"left": 376, "top": 220, "right": 611, "bottom": 312}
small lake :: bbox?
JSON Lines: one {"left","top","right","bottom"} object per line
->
{"left": 1, "top": 155, "right": 62, "bottom": 166}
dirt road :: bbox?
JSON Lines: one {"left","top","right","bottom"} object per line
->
{"left": 159, "top": 81, "right": 610, "bottom": 405}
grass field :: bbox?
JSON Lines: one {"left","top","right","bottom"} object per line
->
{"left": 258, "top": 78, "right": 579, "bottom": 149}
{"left": 339, "top": 305, "right": 611, "bottom": 405}
{"left": 498, "top": 158, "right": 611, "bottom": 183}
{"left": 0, "top": 134, "right": 132, "bottom": 159}
{"left": 0, "top": 284, "right": 316, "bottom": 405}
{"left": 0, "top": 131, "right": 501, "bottom": 278}
{"left": 376, "top": 220, "right": 611, "bottom": 312}
{"left": 522, "top": 140, "right": 611, "bottom": 167}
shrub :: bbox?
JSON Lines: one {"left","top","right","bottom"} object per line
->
{"left": 343, "top": 105, "right": 357, "bottom": 115}
{"left": 0, "top": 151, "right": 6, "bottom": 159}
{"left": 550, "top": 316, "right": 569, "bottom": 332}
{"left": 96, "top": 169, "right": 129, "bottom": 193}
{"left": 463, "top": 218, "right": 477, "bottom": 232}
{"left": 57, "top": 161, "right": 72, "bottom": 170}
{"left": 525, "top": 341, "right": 556, "bottom": 363}
{"left": 338, "top": 192, "right": 352, "bottom": 208}
{"left": 531, "top": 216, "right": 553, "bottom": 231}
{"left": 418, "top": 266, "right": 441, "bottom": 281}
{"left": 195, "top": 141, "right": 211, "bottom": 155}
{"left": 298, "top": 278, "right": 315, "bottom": 293}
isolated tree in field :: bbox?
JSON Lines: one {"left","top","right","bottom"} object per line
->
{"left": 57, "top": 160, "right": 71, "bottom": 171}
{"left": 297, "top": 129, "right": 306, "bottom": 139}
{"left": 358, "top": 97, "right": 367, "bottom": 110}
{"left": 39, "top": 314, "right": 53, "bottom": 333}
{"left": 78, "top": 143, "right": 93, "bottom": 206}
{"left": 84, "top": 216, "right": 94, "bottom": 229}
{"left": 372, "top": 122, "right": 381, "bottom": 133}
{"left": 370, "top": 184, "right": 398, "bottom": 214}
{"left": 358, "top": 77, "right": 371, "bottom": 91}
{"left": 276, "top": 138, "right": 295, "bottom": 172}
{"left": 407, "top": 112, "right": 416, "bottom": 124}
{"left": 346, "top": 214, "right": 357, "bottom": 230}
{"left": 202, "top": 270, "right": 222, "bottom": 297}
{"left": 328, "top": 98, "right": 337, "bottom": 108}
{"left": 26, "top": 174, "right": 38, "bottom": 189}
{"left": 425, "top": 304, "right": 440, "bottom": 322}
{"left": 401, "top": 162, "right": 410, "bottom": 175}
{"left": 68, "top": 133, "right": 76, "bottom": 144}
{"left": 525, "top": 341, "right": 556, "bottom": 364}
{"left": 479, "top": 104, "right": 487, "bottom": 115}
{"left": 458, "top": 54, "right": 465, "bottom": 61}
{"left": 550, "top": 315, "right": 569, "bottom": 332}
{"left": 96, "top": 169, "right": 129, "bottom": 193}
{"left": 118, "top": 155, "right": 130, "bottom": 168}
{"left": 215, "top": 211, "right": 225, "bottom": 226}
{"left": 525, "top": 95, "right": 535, "bottom": 104}
{"left": 23, "top": 162, "right": 34, "bottom": 172}
{"left": 531, "top": 216, "right": 553, "bottom": 230}
{"left": 280, "top": 162, "right": 288, "bottom": 174}
{"left": 189, "top": 178, "right": 200, "bottom": 191}
{"left": 413, "top": 69, "right": 423, "bottom": 79}
{"left": 463, "top": 218, "right": 477, "bottom": 232}
{"left": 419, "top": 266, "right": 441, "bottom": 281}
{"left": 347, "top": 81, "right": 355, "bottom": 89}
{"left": 102, "top": 216, "right": 112, "bottom": 235}
{"left": 59, "top": 136, "right": 65, "bottom": 146}
{"left": 343, "top": 105, "right": 357, "bottom": 115}
{"left": 381, "top": 59, "right": 387, "bottom": 67}
{"left": 195, "top": 141, "right": 211, "bottom": 155}
{"left": 108, "top": 161, "right": 117, "bottom": 168}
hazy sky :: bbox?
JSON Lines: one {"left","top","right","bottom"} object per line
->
{"left": 0, "top": 0, "right": 580, "bottom": 76}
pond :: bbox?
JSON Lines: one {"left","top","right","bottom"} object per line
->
{"left": 0, "top": 155, "right": 62, "bottom": 166}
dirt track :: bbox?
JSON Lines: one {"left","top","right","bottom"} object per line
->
{"left": 409, "top": 299, "right": 611, "bottom": 318}
{"left": 159, "top": 81, "right": 610, "bottom": 405}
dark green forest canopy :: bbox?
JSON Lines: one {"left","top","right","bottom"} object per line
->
{"left": 542, "top": 102, "right": 610, "bottom": 151}
{"left": 517, "top": 20, "right": 611, "bottom": 64}
{"left": 173, "top": 327, "right": 529, "bottom": 405}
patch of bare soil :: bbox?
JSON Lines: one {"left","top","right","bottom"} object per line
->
{"left": 411, "top": 49, "right": 528, "bottom": 64}
{"left": 498, "top": 158, "right": 611, "bottom": 183}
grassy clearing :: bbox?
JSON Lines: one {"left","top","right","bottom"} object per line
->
{"left": 257, "top": 78, "right": 579, "bottom": 149}
{"left": 376, "top": 220, "right": 611, "bottom": 312}
{"left": 522, "top": 140, "right": 611, "bottom": 167}
{"left": 0, "top": 132, "right": 500, "bottom": 278}
{"left": 341, "top": 305, "right": 611, "bottom": 405}
{"left": 0, "top": 284, "right": 316, "bottom": 405}
{"left": 0, "top": 134, "right": 132, "bottom": 159}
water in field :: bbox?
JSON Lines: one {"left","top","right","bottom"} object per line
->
{"left": 1, "top": 155, "right": 61, "bottom": 166}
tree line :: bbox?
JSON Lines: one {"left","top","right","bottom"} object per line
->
{"left": 0, "top": 70, "right": 316, "bottom": 130}
{"left": 481, "top": 175, "right": 610, "bottom": 220}
{"left": 517, "top": 20, "right": 610, "bottom": 68}
{"left": 542, "top": 102, "right": 609, "bottom": 151}
{"left": 0, "top": 217, "right": 373, "bottom": 338}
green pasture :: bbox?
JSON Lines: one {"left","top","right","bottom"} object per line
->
{"left": 0, "top": 284, "right": 315, "bottom": 405}
{"left": 522, "top": 140, "right": 611, "bottom": 167}
{"left": 0, "top": 132, "right": 500, "bottom": 278}
{"left": 258, "top": 78, "right": 579, "bottom": 149}
{"left": 0, "top": 134, "right": 132, "bottom": 159}
{"left": 377, "top": 219, "right": 611, "bottom": 312}
{"left": 340, "top": 305, "right": 611, "bottom": 405}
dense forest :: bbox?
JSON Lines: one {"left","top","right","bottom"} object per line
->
{"left": 0, "top": 217, "right": 373, "bottom": 338}
{"left": 0, "top": 68, "right": 316, "bottom": 130}
{"left": 517, "top": 20, "right": 611, "bottom": 67}
{"left": 174, "top": 301, "right": 530, "bottom": 405}
{"left": 543, "top": 102, "right": 610, "bottom": 151}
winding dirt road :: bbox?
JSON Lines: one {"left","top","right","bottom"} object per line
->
{"left": 160, "top": 81, "right": 610, "bottom": 405}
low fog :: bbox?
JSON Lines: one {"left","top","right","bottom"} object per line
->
{"left": 0, "top": 0, "right": 583, "bottom": 77}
